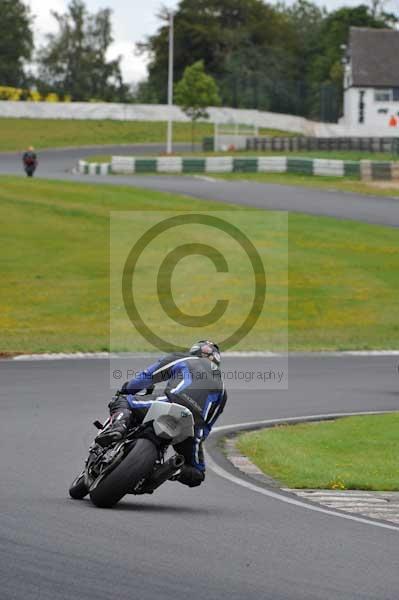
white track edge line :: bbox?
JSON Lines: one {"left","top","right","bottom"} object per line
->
{"left": 206, "top": 411, "right": 399, "bottom": 533}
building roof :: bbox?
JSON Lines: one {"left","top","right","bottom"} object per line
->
{"left": 349, "top": 27, "right": 399, "bottom": 87}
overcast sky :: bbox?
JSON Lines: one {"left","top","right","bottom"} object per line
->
{"left": 26, "top": 0, "right": 397, "bottom": 84}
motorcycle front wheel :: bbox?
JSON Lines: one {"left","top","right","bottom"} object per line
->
{"left": 69, "top": 472, "right": 89, "bottom": 499}
{"left": 89, "top": 438, "right": 157, "bottom": 508}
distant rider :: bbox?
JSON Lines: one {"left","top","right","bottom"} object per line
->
{"left": 96, "top": 341, "right": 227, "bottom": 488}
{"left": 22, "top": 146, "right": 38, "bottom": 177}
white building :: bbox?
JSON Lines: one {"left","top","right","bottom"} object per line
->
{"left": 341, "top": 27, "right": 399, "bottom": 135}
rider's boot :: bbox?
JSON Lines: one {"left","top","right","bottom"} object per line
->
{"left": 95, "top": 395, "right": 132, "bottom": 447}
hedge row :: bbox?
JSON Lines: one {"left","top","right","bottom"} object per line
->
{"left": 0, "top": 86, "right": 71, "bottom": 102}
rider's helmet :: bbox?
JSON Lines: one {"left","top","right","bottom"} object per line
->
{"left": 189, "top": 340, "right": 221, "bottom": 368}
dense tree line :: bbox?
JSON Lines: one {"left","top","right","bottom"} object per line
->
{"left": 0, "top": 0, "right": 33, "bottom": 88}
{"left": 0, "top": 0, "right": 129, "bottom": 102}
{"left": 0, "top": 0, "right": 397, "bottom": 118}
{"left": 136, "top": 0, "right": 397, "bottom": 120}
{"left": 37, "top": 0, "right": 129, "bottom": 101}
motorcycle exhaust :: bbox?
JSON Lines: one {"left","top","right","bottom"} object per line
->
{"left": 170, "top": 454, "right": 185, "bottom": 469}
{"left": 137, "top": 454, "right": 185, "bottom": 494}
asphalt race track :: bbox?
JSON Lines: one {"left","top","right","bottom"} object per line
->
{"left": 2, "top": 147, "right": 399, "bottom": 599}
{"left": 3, "top": 144, "right": 399, "bottom": 226}
{"left": 1, "top": 356, "right": 399, "bottom": 600}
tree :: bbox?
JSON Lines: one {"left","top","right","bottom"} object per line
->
{"left": 368, "top": 0, "right": 396, "bottom": 21}
{"left": 175, "top": 60, "right": 221, "bottom": 149}
{"left": 284, "top": 1, "right": 325, "bottom": 115}
{"left": 307, "top": 5, "right": 394, "bottom": 119}
{"left": 37, "top": 0, "right": 129, "bottom": 101}
{"left": 138, "top": 0, "right": 397, "bottom": 120}
{"left": 137, "top": 0, "right": 296, "bottom": 107}
{"left": 0, "top": 0, "right": 33, "bottom": 87}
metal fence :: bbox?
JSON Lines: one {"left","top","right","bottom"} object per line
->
{"left": 246, "top": 137, "right": 399, "bottom": 153}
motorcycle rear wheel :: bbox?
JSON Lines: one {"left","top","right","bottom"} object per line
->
{"left": 89, "top": 438, "right": 157, "bottom": 508}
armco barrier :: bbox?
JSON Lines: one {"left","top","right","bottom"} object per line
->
{"left": 182, "top": 158, "right": 206, "bottom": 173}
{"left": 233, "top": 158, "right": 258, "bottom": 172}
{"left": 135, "top": 159, "right": 158, "bottom": 173}
{"left": 287, "top": 158, "right": 313, "bottom": 175}
{"left": 77, "top": 156, "right": 399, "bottom": 180}
{"left": 344, "top": 162, "right": 361, "bottom": 178}
{"left": 371, "top": 162, "right": 392, "bottom": 180}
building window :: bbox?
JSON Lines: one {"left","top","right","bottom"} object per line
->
{"left": 359, "top": 90, "right": 365, "bottom": 123}
{"left": 375, "top": 89, "right": 392, "bottom": 102}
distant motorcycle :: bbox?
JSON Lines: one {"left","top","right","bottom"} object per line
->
{"left": 69, "top": 400, "right": 195, "bottom": 508}
{"left": 22, "top": 150, "right": 37, "bottom": 177}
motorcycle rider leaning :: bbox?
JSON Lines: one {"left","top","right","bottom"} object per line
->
{"left": 96, "top": 341, "right": 227, "bottom": 488}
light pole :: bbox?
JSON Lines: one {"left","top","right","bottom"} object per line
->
{"left": 166, "top": 10, "right": 174, "bottom": 155}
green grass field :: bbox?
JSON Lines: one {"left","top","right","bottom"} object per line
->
{"left": 0, "top": 118, "right": 290, "bottom": 152}
{"left": 0, "top": 177, "right": 221, "bottom": 353}
{"left": 236, "top": 414, "right": 399, "bottom": 490}
{"left": 1, "top": 176, "right": 399, "bottom": 353}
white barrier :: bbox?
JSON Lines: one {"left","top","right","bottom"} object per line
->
{"left": 3, "top": 100, "right": 399, "bottom": 137}
{"left": 257, "top": 157, "right": 287, "bottom": 173}
{"left": 157, "top": 156, "right": 183, "bottom": 172}
{"left": 0, "top": 100, "right": 350, "bottom": 137}
{"left": 77, "top": 155, "right": 396, "bottom": 180}
{"left": 111, "top": 156, "right": 135, "bottom": 174}
{"left": 205, "top": 157, "right": 234, "bottom": 172}
{"left": 313, "top": 159, "right": 345, "bottom": 177}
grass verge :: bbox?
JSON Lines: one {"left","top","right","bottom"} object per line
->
{"left": 236, "top": 414, "right": 399, "bottom": 491}
{"left": 0, "top": 176, "right": 220, "bottom": 353}
{"left": 163, "top": 149, "right": 398, "bottom": 161}
{"left": 2, "top": 176, "right": 399, "bottom": 352}
{"left": 214, "top": 171, "right": 399, "bottom": 198}
{"left": 211, "top": 150, "right": 399, "bottom": 161}
{"left": 0, "top": 118, "right": 290, "bottom": 152}
{"left": 81, "top": 165, "right": 399, "bottom": 199}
